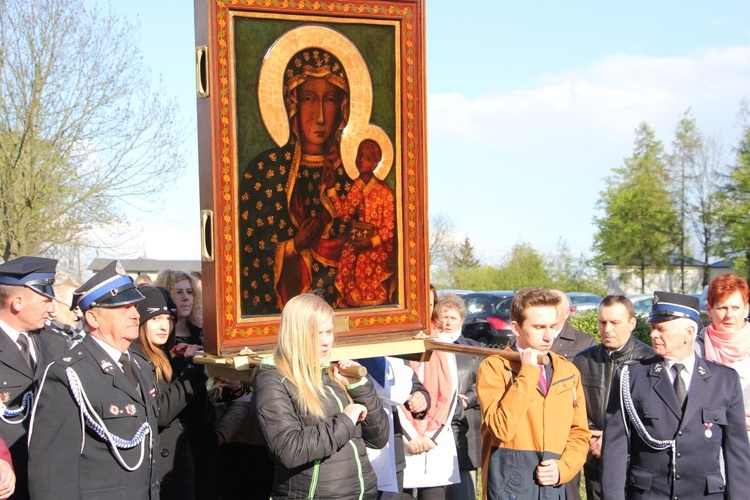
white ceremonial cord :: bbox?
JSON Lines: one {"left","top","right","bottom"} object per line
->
{"left": 65, "top": 367, "right": 151, "bottom": 471}
{"left": 620, "top": 365, "right": 678, "bottom": 481}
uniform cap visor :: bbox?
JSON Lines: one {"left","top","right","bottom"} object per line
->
{"left": 89, "top": 287, "right": 145, "bottom": 308}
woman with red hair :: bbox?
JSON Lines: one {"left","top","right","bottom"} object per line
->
{"left": 699, "top": 273, "right": 750, "bottom": 432}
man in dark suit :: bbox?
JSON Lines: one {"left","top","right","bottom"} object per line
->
{"left": 0, "top": 256, "right": 65, "bottom": 499}
{"left": 601, "top": 291, "right": 750, "bottom": 499}
{"left": 548, "top": 290, "right": 597, "bottom": 500}
{"left": 28, "top": 260, "right": 160, "bottom": 499}
{"left": 573, "top": 295, "right": 653, "bottom": 500}
{"left": 550, "top": 290, "right": 598, "bottom": 360}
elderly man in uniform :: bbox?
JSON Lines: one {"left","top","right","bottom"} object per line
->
{"left": 601, "top": 291, "right": 750, "bottom": 499}
{"left": 0, "top": 256, "right": 66, "bottom": 499}
{"left": 573, "top": 295, "right": 653, "bottom": 500}
{"left": 28, "top": 261, "right": 160, "bottom": 499}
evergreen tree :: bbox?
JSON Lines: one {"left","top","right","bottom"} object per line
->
{"left": 593, "top": 123, "right": 678, "bottom": 292}
{"left": 668, "top": 111, "right": 701, "bottom": 293}
{"left": 720, "top": 116, "right": 750, "bottom": 280}
{"left": 453, "top": 236, "right": 481, "bottom": 269}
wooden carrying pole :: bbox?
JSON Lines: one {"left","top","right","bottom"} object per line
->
{"left": 425, "top": 339, "right": 550, "bottom": 365}
{"left": 331, "top": 363, "right": 369, "bottom": 378}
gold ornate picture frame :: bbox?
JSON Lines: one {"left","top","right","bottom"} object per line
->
{"left": 195, "top": 0, "right": 428, "bottom": 355}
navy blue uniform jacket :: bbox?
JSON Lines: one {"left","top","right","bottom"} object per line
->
{"left": 601, "top": 355, "right": 750, "bottom": 499}
{"left": 27, "top": 335, "right": 160, "bottom": 499}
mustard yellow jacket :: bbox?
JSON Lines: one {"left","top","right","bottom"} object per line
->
{"left": 477, "top": 351, "right": 590, "bottom": 499}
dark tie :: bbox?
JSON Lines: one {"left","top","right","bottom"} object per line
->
{"left": 673, "top": 363, "right": 687, "bottom": 410}
{"left": 17, "top": 334, "right": 35, "bottom": 371}
{"left": 119, "top": 353, "right": 140, "bottom": 391}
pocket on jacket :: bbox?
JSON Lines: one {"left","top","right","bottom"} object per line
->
{"left": 497, "top": 468, "right": 525, "bottom": 496}
{"left": 702, "top": 408, "right": 727, "bottom": 426}
{"left": 581, "top": 376, "right": 600, "bottom": 388}
{"left": 627, "top": 465, "right": 653, "bottom": 492}
{"left": 634, "top": 400, "right": 662, "bottom": 420}
{"left": 81, "top": 487, "right": 128, "bottom": 500}
{"left": 100, "top": 400, "right": 141, "bottom": 419}
{"left": 705, "top": 472, "right": 726, "bottom": 494}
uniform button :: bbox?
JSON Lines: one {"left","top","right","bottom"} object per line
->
{"left": 676, "top": 475, "right": 680, "bottom": 480}
{"left": 714, "top": 417, "right": 719, "bottom": 422}
{"left": 161, "top": 449, "right": 169, "bottom": 457}
{"left": 676, "top": 453, "right": 681, "bottom": 458}
{"left": 677, "top": 431, "right": 683, "bottom": 436}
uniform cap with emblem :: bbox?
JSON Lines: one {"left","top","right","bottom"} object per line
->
{"left": 135, "top": 286, "right": 178, "bottom": 326}
{"left": 648, "top": 291, "right": 701, "bottom": 324}
{"left": 0, "top": 256, "right": 57, "bottom": 299}
{"left": 71, "top": 260, "right": 144, "bottom": 312}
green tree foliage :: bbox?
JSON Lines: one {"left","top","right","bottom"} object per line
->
{"left": 688, "top": 133, "right": 727, "bottom": 287}
{"left": 593, "top": 123, "right": 679, "bottom": 292}
{"left": 452, "top": 265, "right": 502, "bottom": 291}
{"left": 720, "top": 124, "right": 750, "bottom": 280}
{"left": 0, "top": 0, "right": 185, "bottom": 261}
{"left": 548, "top": 238, "right": 606, "bottom": 296}
{"left": 496, "top": 242, "right": 552, "bottom": 290}
{"left": 668, "top": 111, "right": 701, "bottom": 293}
{"left": 453, "top": 236, "right": 480, "bottom": 269}
{"left": 569, "top": 309, "right": 652, "bottom": 346}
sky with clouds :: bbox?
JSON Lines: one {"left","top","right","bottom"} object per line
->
{"left": 95, "top": 0, "right": 750, "bottom": 266}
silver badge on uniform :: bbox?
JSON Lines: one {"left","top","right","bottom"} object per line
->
{"left": 100, "top": 360, "right": 114, "bottom": 372}
{"left": 698, "top": 365, "right": 706, "bottom": 376}
{"left": 653, "top": 363, "right": 663, "bottom": 373}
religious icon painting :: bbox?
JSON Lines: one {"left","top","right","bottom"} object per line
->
{"left": 195, "top": 0, "right": 428, "bottom": 354}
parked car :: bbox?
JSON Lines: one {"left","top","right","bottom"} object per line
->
{"left": 627, "top": 293, "right": 653, "bottom": 317}
{"left": 629, "top": 292, "right": 710, "bottom": 326}
{"left": 437, "top": 289, "right": 475, "bottom": 297}
{"left": 689, "top": 289, "right": 711, "bottom": 327}
{"left": 566, "top": 292, "right": 602, "bottom": 314}
{"left": 461, "top": 291, "right": 515, "bottom": 347}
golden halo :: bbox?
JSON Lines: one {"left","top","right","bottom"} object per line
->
{"left": 341, "top": 123, "right": 394, "bottom": 181}
{"left": 257, "top": 25, "right": 372, "bottom": 147}
{"left": 257, "top": 25, "right": 394, "bottom": 179}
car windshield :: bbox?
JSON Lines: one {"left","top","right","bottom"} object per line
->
{"left": 465, "top": 297, "right": 491, "bottom": 315}
{"left": 570, "top": 294, "right": 600, "bottom": 304}
{"left": 492, "top": 297, "right": 513, "bottom": 315}
{"left": 633, "top": 298, "right": 653, "bottom": 316}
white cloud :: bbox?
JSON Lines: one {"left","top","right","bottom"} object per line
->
{"left": 427, "top": 45, "right": 750, "bottom": 261}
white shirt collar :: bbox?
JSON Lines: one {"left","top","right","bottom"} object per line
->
{"left": 0, "top": 318, "right": 22, "bottom": 343}
{"left": 90, "top": 335, "right": 128, "bottom": 366}
{"left": 438, "top": 331, "right": 461, "bottom": 343}
{"left": 665, "top": 352, "right": 696, "bottom": 391}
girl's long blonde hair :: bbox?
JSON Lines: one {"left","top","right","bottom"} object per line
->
{"left": 274, "top": 294, "right": 334, "bottom": 419}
